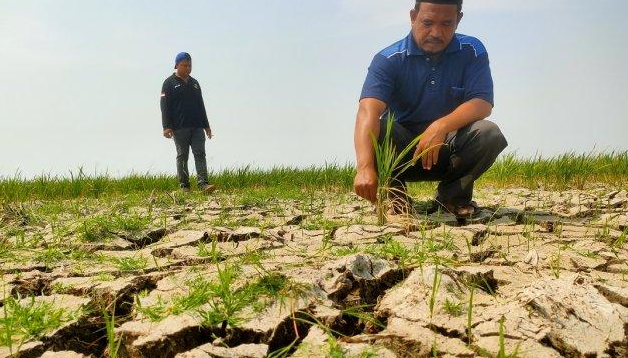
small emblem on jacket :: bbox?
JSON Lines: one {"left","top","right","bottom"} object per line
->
{"left": 194, "top": 83, "right": 199, "bottom": 89}
{"left": 174, "top": 84, "right": 181, "bottom": 89}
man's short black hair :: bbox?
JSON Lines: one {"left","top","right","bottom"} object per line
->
{"left": 415, "top": 0, "right": 463, "bottom": 12}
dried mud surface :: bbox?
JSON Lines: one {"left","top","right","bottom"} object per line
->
{"left": 1, "top": 187, "right": 627, "bottom": 358}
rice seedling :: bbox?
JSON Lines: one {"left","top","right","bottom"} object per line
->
{"left": 103, "top": 304, "right": 122, "bottom": 358}
{"left": 496, "top": 316, "right": 520, "bottom": 358}
{"left": 467, "top": 284, "right": 475, "bottom": 345}
{"left": 550, "top": 244, "right": 563, "bottom": 279}
{"left": 196, "top": 236, "right": 222, "bottom": 262}
{"left": 370, "top": 114, "right": 428, "bottom": 225}
{"left": 429, "top": 266, "right": 442, "bottom": 319}
{"left": 612, "top": 227, "right": 627, "bottom": 254}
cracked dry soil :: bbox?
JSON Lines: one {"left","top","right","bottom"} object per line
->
{"left": 1, "top": 186, "right": 627, "bottom": 358}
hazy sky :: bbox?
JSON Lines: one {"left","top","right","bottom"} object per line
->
{"left": 1, "top": 0, "right": 627, "bottom": 178}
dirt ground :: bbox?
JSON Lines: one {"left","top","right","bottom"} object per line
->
{"left": 1, "top": 186, "right": 627, "bottom": 358}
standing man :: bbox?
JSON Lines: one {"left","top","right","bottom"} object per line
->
{"left": 354, "top": 0, "right": 507, "bottom": 217}
{"left": 161, "top": 52, "right": 215, "bottom": 193}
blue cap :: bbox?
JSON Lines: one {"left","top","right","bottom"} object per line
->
{"left": 174, "top": 52, "right": 191, "bottom": 69}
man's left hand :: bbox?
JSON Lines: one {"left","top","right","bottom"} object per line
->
{"left": 414, "top": 121, "right": 447, "bottom": 170}
{"left": 205, "top": 127, "right": 213, "bottom": 139}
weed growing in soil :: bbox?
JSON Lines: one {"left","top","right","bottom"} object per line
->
{"left": 113, "top": 256, "right": 148, "bottom": 272}
{"left": 103, "top": 305, "right": 122, "bottom": 358}
{"left": 443, "top": 298, "right": 464, "bottom": 317}
{"left": 0, "top": 295, "right": 73, "bottom": 350}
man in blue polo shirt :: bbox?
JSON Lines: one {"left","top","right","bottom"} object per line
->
{"left": 354, "top": 0, "right": 507, "bottom": 217}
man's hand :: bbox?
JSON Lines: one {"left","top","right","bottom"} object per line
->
{"left": 205, "top": 127, "right": 213, "bottom": 139}
{"left": 163, "top": 128, "right": 173, "bottom": 139}
{"left": 354, "top": 167, "right": 378, "bottom": 203}
{"left": 414, "top": 121, "right": 446, "bottom": 170}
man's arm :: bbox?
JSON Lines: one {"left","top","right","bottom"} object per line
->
{"left": 354, "top": 98, "right": 387, "bottom": 203}
{"left": 197, "top": 83, "right": 212, "bottom": 139}
{"left": 415, "top": 98, "right": 492, "bottom": 169}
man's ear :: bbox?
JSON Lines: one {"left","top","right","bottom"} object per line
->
{"left": 457, "top": 12, "right": 464, "bottom": 24}
{"left": 410, "top": 8, "right": 418, "bottom": 25}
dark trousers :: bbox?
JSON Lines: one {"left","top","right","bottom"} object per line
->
{"left": 172, "top": 128, "right": 209, "bottom": 188}
{"left": 379, "top": 119, "right": 508, "bottom": 206}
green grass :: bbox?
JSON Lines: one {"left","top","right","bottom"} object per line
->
{"left": 103, "top": 305, "right": 122, "bottom": 358}
{"left": 2, "top": 151, "right": 625, "bottom": 203}
{"left": 112, "top": 256, "right": 148, "bottom": 272}
{"left": 0, "top": 295, "right": 75, "bottom": 349}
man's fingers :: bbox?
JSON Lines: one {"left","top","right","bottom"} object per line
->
{"left": 426, "top": 148, "right": 433, "bottom": 169}
{"left": 422, "top": 146, "right": 430, "bottom": 169}
{"left": 432, "top": 145, "right": 440, "bottom": 166}
{"left": 367, "top": 186, "right": 377, "bottom": 203}
{"left": 355, "top": 185, "right": 363, "bottom": 200}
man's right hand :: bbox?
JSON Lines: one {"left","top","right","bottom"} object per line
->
{"left": 163, "top": 128, "right": 173, "bottom": 139}
{"left": 354, "top": 168, "right": 378, "bottom": 203}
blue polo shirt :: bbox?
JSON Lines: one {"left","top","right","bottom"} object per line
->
{"left": 360, "top": 33, "right": 493, "bottom": 129}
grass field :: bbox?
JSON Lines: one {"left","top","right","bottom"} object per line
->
{"left": 0, "top": 151, "right": 627, "bottom": 203}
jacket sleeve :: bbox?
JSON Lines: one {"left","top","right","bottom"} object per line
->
{"left": 160, "top": 79, "right": 173, "bottom": 129}
{"left": 198, "top": 83, "right": 210, "bottom": 128}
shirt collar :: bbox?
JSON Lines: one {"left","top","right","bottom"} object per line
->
{"left": 406, "top": 32, "right": 462, "bottom": 56}
{"left": 445, "top": 34, "right": 461, "bottom": 54}
{"left": 406, "top": 32, "right": 424, "bottom": 56}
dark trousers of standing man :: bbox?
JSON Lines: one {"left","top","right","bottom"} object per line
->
{"left": 172, "top": 127, "right": 209, "bottom": 188}
{"left": 379, "top": 119, "right": 508, "bottom": 207}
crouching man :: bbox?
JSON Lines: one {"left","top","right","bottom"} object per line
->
{"left": 353, "top": 0, "right": 507, "bottom": 217}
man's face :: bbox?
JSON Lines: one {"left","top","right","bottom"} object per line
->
{"left": 411, "top": 3, "right": 462, "bottom": 55}
{"left": 176, "top": 60, "right": 192, "bottom": 77}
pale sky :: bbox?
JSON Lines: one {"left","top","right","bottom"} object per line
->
{"left": 1, "top": 0, "right": 627, "bottom": 178}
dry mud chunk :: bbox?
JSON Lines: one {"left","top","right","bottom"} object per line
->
{"left": 595, "top": 284, "right": 628, "bottom": 307}
{"left": 292, "top": 326, "right": 398, "bottom": 358}
{"left": 318, "top": 254, "right": 403, "bottom": 304}
{"left": 9, "top": 270, "right": 53, "bottom": 296}
{"left": 117, "top": 314, "right": 213, "bottom": 358}
{"left": 333, "top": 225, "right": 403, "bottom": 245}
{"left": 375, "top": 267, "right": 558, "bottom": 358}
{"left": 376, "top": 267, "right": 482, "bottom": 335}
{"left": 0, "top": 341, "right": 46, "bottom": 358}
{"left": 82, "top": 236, "right": 135, "bottom": 251}
{"left": 40, "top": 351, "right": 90, "bottom": 358}
{"left": 519, "top": 275, "right": 628, "bottom": 357}
{"left": 234, "top": 297, "right": 317, "bottom": 348}
{"left": 149, "top": 230, "right": 211, "bottom": 252}
{"left": 362, "top": 317, "right": 473, "bottom": 358}
{"left": 175, "top": 343, "right": 268, "bottom": 358}
{"left": 212, "top": 227, "right": 261, "bottom": 242}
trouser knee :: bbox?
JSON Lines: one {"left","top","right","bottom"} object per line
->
{"left": 474, "top": 120, "right": 508, "bottom": 153}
